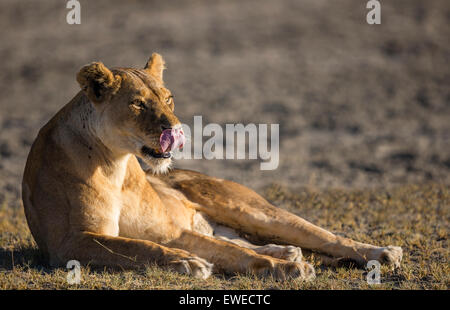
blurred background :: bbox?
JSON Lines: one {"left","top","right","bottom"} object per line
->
{"left": 0, "top": 0, "right": 449, "bottom": 208}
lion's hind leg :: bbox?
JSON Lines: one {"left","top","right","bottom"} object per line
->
{"left": 211, "top": 222, "right": 304, "bottom": 263}
{"left": 193, "top": 212, "right": 306, "bottom": 268}
{"left": 163, "top": 169, "right": 403, "bottom": 269}
{"left": 167, "top": 228, "right": 315, "bottom": 281}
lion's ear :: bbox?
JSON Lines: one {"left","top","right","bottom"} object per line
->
{"left": 144, "top": 53, "right": 165, "bottom": 82}
{"left": 76, "top": 62, "right": 121, "bottom": 104}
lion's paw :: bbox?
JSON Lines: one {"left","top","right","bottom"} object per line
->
{"left": 255, "top": 244, "right": 303, "bottom": 263}
{"left": 273, "top": 261, "right": 315, "bottom": 281}
{"left": 168, "top": 256, "right": 213, "bottom": 279}
{"left": 368, "top": 246, "right": 403, "bottom": 269}
{"left": 251, "top": 257, "right": 315, "bottom": 282}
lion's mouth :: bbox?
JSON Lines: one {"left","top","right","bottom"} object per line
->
{"left": 141, "top": 145, "right": 172, "bottom": 159}
{"left": 141, "top": 128, "right": 184, "bottom": 160}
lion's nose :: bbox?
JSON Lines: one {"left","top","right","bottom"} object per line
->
{"left": 160, "top": 125, "right": 171, "bottom": 131}
{"left": 160, "top": 127, "right": 185, "bottom": 153}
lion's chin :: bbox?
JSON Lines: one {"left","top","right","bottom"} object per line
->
{"left": 138, "top": 145, "right": 173, "bottom": 174}
{"left": 141, "top": 156, "right": 172, "bottom": 175}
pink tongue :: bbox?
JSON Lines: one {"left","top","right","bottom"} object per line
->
{"left": 160, "top": 128, "right": 185, "bottom": 153}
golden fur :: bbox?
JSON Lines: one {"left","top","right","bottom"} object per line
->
{"left": 22, "top": 53, "right": 402, "bottom": 280}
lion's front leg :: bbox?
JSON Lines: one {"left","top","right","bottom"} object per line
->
{"left": 55, "top": 232, "right": 213, "bottom": 279}
{"left": 166, "top": 230, "right": 315, "bottom": 281}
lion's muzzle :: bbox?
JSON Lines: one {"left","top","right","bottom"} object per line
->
{"left": 160, "top": 128, "right": 185, "bottom": 153}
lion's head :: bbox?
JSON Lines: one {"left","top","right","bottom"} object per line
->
{"left": 76, "top": 53, "right": 184, "bottom": 174}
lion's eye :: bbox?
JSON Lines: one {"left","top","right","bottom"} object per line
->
{"left": 131, "top": 99, "right": 147, "bottom": 110}
{"left": 166, "top": 95, "right": 173, "bottom": 104}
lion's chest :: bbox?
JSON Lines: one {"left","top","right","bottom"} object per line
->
{"left": 118, "top": 182, "right": 195, "bottom": 244}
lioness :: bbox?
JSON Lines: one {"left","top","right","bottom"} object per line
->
{"left": 22, "top": 53, "right": 402, "bottom": 280}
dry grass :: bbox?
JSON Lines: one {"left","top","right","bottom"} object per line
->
{"left": 0, "top": 183, "right": 448, "bottom": 290}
